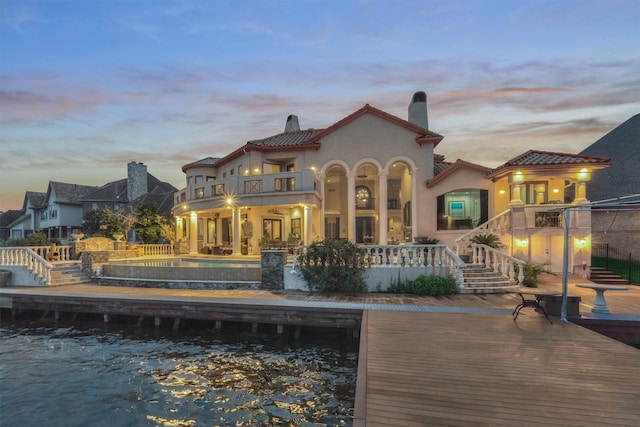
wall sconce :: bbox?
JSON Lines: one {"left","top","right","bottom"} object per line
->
{"left": 513, "top": 171, "right": 524, "bottom": 182}
{"left": 577, "top": 168, "right": 590, "bottom": 181}
{"left": 574, "top": 238, "right": 588, "bottom": 249}
{"left": 516, "top": 238, "right": 528, "bottom": 248}
{"left": 552, "top": 188, "right": 560, "bottom": 194}
{"left": 498, "top": 189, "right": 506, "bottom": 195}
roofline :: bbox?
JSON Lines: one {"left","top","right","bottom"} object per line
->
{"left": 487, "top": 161, "right": 611, "bottom": 180}
{"left": 309, "top": 104, "right": 444, "bottom": 146}
{"left": 427, "top": 159, "right": 492, "bottom": 188}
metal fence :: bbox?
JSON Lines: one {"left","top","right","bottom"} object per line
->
{"left": 591, "top": 243, "right": 640, "bottom": 284}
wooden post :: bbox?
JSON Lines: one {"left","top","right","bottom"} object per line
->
{"left": 154, "top": 316, "right": 161, "bottom": 327}
{"left": 103, "top": 313, "right": 110, "bottom": 323}
{"left": 214, "top": 320, "right": 222, "bottom": 330}
{"left": 277, "top": 324, "right": 284, "bottom": 334}
{"left": 173, "top": 318, "right": 181, "bottom": 330}
{"left": 251, "top": 322, "right": 258, "bottom": 333}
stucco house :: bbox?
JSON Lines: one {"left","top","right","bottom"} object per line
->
{"left": 173, "top": 91, "right": 610, "bottom": 273}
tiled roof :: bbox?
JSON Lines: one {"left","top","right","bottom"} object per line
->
{"left": 580, "top": 114, "right": 640, "bottom": 200}
{"left": 0, "top": 209, "right": 25, "bottom": 227}
{"left": 247, "top": 129, "right": 325, "bottom": 147}
{"left": 487, "top": 150, "right": 611, "bottom": 178}
{"left": 25, "top": 191, "right": 46, "bottom": 209}
{"left": 82, "top": 174, "right": 177, "bottom": 203}
{"left": 428, "top": 158, "right": 492, "bottom": 188}
{"left": 123, "top": 192, "right": 176, "bottom": 216}
{"left": 433, "top": 155, "right": 452, "bottom": 176}
{"left": 49, "top": 181, "right": 99, "bottom": 204}
{"left": 181, "top": 157, "right": 221, "bottom": 172}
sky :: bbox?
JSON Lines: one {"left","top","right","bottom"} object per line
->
{"left": 1, "top": 0, "right": 639, "bottom": 212}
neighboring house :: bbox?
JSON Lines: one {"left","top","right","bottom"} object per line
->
{"left": 173, "top": 91, "right": 610, "bottom": 272}
{"left": 580, "top": 114, "right": 640, "bottom": 256}
{"left": 8, "top": 162, "right": 177, "bottom": 242}
{"left": 80, "top": 161, "right": 177, "bottom": 216}
{"left": 5, "top": 191, "right": 47, "bottom": 239}
{"left": 37, "top": 181, "right": 99, "bottom": 240}
{"left": 0, "top": 209, "right": 26, "bottom": 240}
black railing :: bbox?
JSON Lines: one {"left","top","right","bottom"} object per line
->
{"left": 591, "top": 243, "right": 640, "bottom": 284}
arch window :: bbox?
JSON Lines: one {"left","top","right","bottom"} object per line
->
{"left": 355, "top": 185, "right": 372, "bottom": 209}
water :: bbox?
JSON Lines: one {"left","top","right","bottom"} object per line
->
{"left": 0, "top": 318, "right": 357, "bottom": 426}
{"left": 109, "top": 258, "right": 258, "bottom": 268}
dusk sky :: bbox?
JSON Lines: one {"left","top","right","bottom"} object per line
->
{"left": 1, "top": 0, "right": 639, "bottom": 212}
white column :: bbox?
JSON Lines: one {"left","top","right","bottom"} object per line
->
{"left": 175, "top": 217, "right": 181, "bottom": 244}
{"left": 347, "top": 172, "right": 356, "bottom": 241}
{"left": 378, "top": 171, "right": 388, "bottom": 244}
{"left": 303, "top": 205, "right": 313, "bottom": 245}
{"left": 575, "top": 182, "right": 587, "bottom": 202}
{"left": 189, "top": 211, "right": 198, "bottom": 254}
{"left": 232, "top": 207, "right": 241, "bottom": 255}
{"left": 411, "top": 171, "right": 418, "bottom": 242}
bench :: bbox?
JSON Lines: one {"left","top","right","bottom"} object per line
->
{"left": 576, "top": 283, "right": 628, "bottom": 314}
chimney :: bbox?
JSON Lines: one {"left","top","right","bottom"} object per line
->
{"left": 127, "top": 161, "right": 147, "bottom": 202}
{"left": 408, "top": 91, "right": 428, "bottom": 130}
{"left": 284, "top": 114, "right": 300, "bottom": 132}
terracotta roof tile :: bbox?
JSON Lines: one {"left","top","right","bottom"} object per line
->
{"left": 247, "top": 129, "right": 325, "bottom": 147}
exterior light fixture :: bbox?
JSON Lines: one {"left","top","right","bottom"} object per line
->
{"left": 552, "top": 188, "right": 560, "bottom": 194}
{"left": 498, "top": 190, "right": 506, "bottom": 195}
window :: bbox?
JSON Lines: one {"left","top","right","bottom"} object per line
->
{"left": 275, "top": 177, "right": 295, "bottom": 191}
{"left": 535, "top": 211, "right": 563, "bottom": 227}
{"left": 355, "top": 185, "right": 372, "bottom": 209}
{"left": 230, "top": 169, "right": 235, "bottom": 176}
{"left": 437, "top": 189, "right": 488, "bottom": 230}
{"left": 194, "top": 175, "right": 203, "bottom": 184}
{"left": 223, "top": 172, "right": 227, "bottom": 179}
{"left": 206, "top": 176, "right": 216, "bottom": 182}
{"left": 213, "top": 184, "right": 225, "bottom": 196}
{"left": 180, "top": 193, "right": 187, "bottom": 203}
{"left": 195, "top": 187, "right": 204, "bottom": 199}
{"left": 263, "top": 218, "right": 282, "bottom": 241}
{"left": 245, "top": 180, "right": 262, "bottom": 193}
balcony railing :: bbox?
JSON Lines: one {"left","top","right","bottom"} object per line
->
{"left": 176, "top": 170, "right": 318, "bottom": 205}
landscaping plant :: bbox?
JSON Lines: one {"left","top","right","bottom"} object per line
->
{"left": 298, "top": 238, "right": 366, "bottom": 294}
{"left": 409, "top": 274, "right": 457, "bottom": 296}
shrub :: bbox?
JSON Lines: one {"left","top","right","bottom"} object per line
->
{"left": 415, "top": 236, "right": 440, "bottom": 244}
{"left": 298, "top": 239, "right": 366, "bottom": 294}
{"left": 519, "top": 262, "right": 550, "bottom": 288}
{"left": 469, "top": 233, "right": 502, "bottom": 248}
{"left": 388, "top": 271, "right": 412, "bottom": 293}
{"left": 410, "top": 274, "right": 456, "bottom": 296}
{"left": 4, "top": 237, "right": 26, "bottom": 247}
{"left": 25, "top": 231, "right": 51, "bottom": 246}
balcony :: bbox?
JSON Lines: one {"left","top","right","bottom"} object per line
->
{"left": 175, "top": 170, "right": 320, "bottom": 210}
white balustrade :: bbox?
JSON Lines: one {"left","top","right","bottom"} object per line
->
{"left": 0, "top": 247, "right": 52, "bottom": 285}
{"left": 455, "top": 209, "right": 511, "bottom": 254}
{"left": 139, "top": 244, "right": 174, "bottom": 256}
{"left": 469, "top": 243, "right": 526, "bottom": 286}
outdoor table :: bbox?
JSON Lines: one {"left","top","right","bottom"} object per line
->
{"left": 510, "top": 289, "right": 560, "bottom": 323}
{"left": 576, "top": 283, "right": 628, "bottom": 314}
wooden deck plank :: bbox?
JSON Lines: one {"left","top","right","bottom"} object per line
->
{"left": 358, "top": 311, "right": 640, "bottom": 426}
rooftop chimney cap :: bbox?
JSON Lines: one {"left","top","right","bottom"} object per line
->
{"left": 285, "top": 114, "right": 300, "bottom": 132}
{"left": 408, "top": 91, "right": 429, "bottom": 130}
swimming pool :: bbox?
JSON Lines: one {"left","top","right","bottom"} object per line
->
{"left": 102, "top": 257, "right": 262, "bottom": 283}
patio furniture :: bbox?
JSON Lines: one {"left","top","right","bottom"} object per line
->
{"left": 510, "top": 289, "right": 560, "bottom": 323}
{"left": 576, "top": 283, "right": 628, "bottom": 314}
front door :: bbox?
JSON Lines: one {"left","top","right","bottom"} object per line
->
{"left": 356, "top": 217, "right": 374, "bottom": 243}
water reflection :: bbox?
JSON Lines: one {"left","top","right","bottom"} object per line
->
{"left": 0, "top": 319, "right": 357, "bottom": 426}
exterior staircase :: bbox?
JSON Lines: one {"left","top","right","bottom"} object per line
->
{"left": 461, "top": 264, "right": 518, "bottom": 294}
{"left": 589, "top": 267, "right": 631, "bottom": 286}
{"left": 49, "top": 261, "right": 93, "bottom": 286}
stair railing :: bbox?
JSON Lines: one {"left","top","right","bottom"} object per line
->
{"left": 455, "top": 209, "right": 511, "bottom": 254}
{"left": 470, "top": 243, "right": 525, "bottom": 286}
{"left": 0, "top": 247, "right": 52, "bottom": 285}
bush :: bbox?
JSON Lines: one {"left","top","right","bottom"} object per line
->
{"left": 520, "top": 262, "right": 550, "bottom": 288}
{"left": 25, "top": 231, "right": 51, "bottom": 246}
{"left": 415, "top": 236, "right": 440, "bottom": 244}
{"left": 469, "top": 233, "right": 501, "bottom": 248}
{"left": 388, "top": 272, "right": 412, "bottom": 293}
{"left": 298, "top": 239, "right": 366, "bottom": 294}
{"left": 4, "top": 237, "right": 26, "bottom": 247}
{"left": 410, "top": 274, "right": 456, "bottom": 296}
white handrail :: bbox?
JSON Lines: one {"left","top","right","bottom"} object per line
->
{"left": 28, "top": 245, "right": 73, "bottom": 261}
{"left": 470, "top": 243, "right": 525, "bottom": 285}
{"left": 138, "top": 244, "right": 174, "bottom": 256}
{"left": 455, "top": 209, "right": 511, "bottom": 253}
{"left": 0, "top": 247, "right": 52, "bottom": 285}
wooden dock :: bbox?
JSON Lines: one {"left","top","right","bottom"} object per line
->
{"left": 1, "top": 277, "right": 639, "bottom": 426}
{"left": 355, "top": 310, "right": 640, "bottom": 426}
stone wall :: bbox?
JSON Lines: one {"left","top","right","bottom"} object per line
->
{"left": 592, "top": 210, "right": 640, "bottom": 257}
{"left": 80, "top": 250, "right": 139, "bottom": 275}
{"left": 260, "top": 250, "right": 286, "bottom": 290}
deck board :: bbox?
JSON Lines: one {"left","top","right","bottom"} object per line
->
{"left": 356, "top": 310, "right": 640, "bottom": 426}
